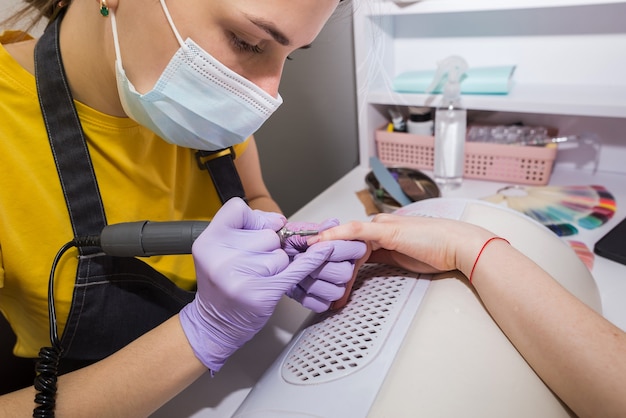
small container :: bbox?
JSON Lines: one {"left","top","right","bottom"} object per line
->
{"left": 407, "top": 107, "right": 434, "bottom": 136}
{"left": 365, "top": 167, "right": 440, "bottom": 213}
{"left": 388, "top": 108, "right": 406, "bottom": 132}
{"left": 433, "top": 104, "right": 466, "bottom": 189}
{"left": 427, "top": 56, "right": 469, "bottom": 190}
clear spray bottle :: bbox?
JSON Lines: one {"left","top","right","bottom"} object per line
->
{"left": 426, "top": 56, "right": 469, "bottom": 189}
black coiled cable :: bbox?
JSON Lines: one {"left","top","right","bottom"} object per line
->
{"left": 33, "top": 236, "right": 100, "bottom": 417}
{"left": 33, "top": 346, "right": 61, "bottom": 417}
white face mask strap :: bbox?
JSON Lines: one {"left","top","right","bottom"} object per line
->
{"left": 110, "top": 1, "right": 187, "bottom": 68}
{"left": 159, "top": 0, "right": 187, "bottom": 50}
{"left": 110, "top": 10, "right": 123, "bottom": 65}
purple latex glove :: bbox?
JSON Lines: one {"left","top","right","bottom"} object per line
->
{"left": 179, "top": 198, "right": 335, "bottom": 372}
{"left": 283, "top": 220, "right": 367, "bottom": 312}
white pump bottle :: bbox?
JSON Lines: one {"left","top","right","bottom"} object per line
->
{"left": 426, "top": 56, "right": 469, "bottom": 189}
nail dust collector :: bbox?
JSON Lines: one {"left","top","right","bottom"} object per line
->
{"left": 234, "top": 198, "right": 601, "bottom": 418}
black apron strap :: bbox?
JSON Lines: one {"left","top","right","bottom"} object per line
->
{"left": 33, "top": 13, "right": 197, "bottom": 367}
{"left": 196, "top": 148, "right": 246, "bottom": 203}
{"left": 34, "top": 10, "right": 107, "bottom": 250}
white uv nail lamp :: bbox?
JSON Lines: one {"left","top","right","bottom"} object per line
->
{"left": 233, "top": 197, "right": 601, "bottom": 418}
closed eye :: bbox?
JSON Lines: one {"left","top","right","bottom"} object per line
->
{"left": 229, "top": 32, "right": 263, "bottom": 54}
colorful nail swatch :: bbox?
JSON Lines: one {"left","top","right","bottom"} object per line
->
{"left": 567, "top": 240, "right": 595, "bottom": 270}
{"left": 482, "top": 184, "right": 616, "bottom": 237}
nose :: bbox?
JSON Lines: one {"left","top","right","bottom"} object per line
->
{"left": 254, "top": 75, "right": 282, "bottom": 99}
{"left": 250, "top": 59, "right": 285, "bottom": 99}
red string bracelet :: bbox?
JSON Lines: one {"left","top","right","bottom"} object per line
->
{"left": 469, "top": 237, "right": 510, "bottom": 284}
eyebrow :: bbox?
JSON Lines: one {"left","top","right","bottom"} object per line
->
{"left": 248, "top": 17, "right": 290, "bottom": 46}
{"left": 248, "top": 16, "right": 313, "bottom": 50}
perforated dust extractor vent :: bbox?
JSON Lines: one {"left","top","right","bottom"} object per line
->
{"left": 282, "top": 267, "right": 416, "bottom": 384}
{"left": 233, "top": 264, "right": 430, "bottom": 418}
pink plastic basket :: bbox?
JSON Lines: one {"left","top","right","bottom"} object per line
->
{"left": 375, "top": 128, "right": 557, "bottom": 185}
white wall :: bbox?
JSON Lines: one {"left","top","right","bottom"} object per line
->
{"left": 1, "top": 0, "right": 46, "bottom": 35}
{"left": 255, "top": 6, "right": 359, "bottom": 216}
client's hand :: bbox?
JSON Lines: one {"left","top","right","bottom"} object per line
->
{"left": 283, "top": 220, "right": 368, "bottom": 312}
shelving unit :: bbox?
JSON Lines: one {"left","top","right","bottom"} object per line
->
{"left": 352, "top": 0, "right": 626, "bottom": 170}
{"left": 343, "top": 0, "right": 626, "bottom": 330}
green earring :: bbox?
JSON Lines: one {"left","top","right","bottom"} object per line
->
{"left": 99, "top": 0, "right": 109, "bottom": 17}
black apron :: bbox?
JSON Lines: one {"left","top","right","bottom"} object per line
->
{"left": 34, "top": 9, "right": 244, "bottom": 371}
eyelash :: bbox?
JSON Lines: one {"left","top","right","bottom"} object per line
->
{"left": 229, "top": 33, "right": 263, "bottom": 54}
{"left": 229, "top": 32, "right": 294, "bottom": 61}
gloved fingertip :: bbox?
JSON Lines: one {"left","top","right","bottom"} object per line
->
{"left": 307, "top": 241, "right": 334, "bottom": 257}
{"left": 264, "top": 211, "right": 287, "bottom": 224}
{"left": 301, "top": 296, "right": 331, "bottom": 313}
{"left": 313, "top": 240, "right": 368, "bottom": 262}
{"left": 254, "top": 210, "right": 286, "bottom": 232}
{"left": 355, "top": 241, "right": 369, "bottom": 258}
{"left": 307, "top": 301, "right": 331, "bottom": 313}
{"left": 223, "top": 196, "right": 248, "bottom": 210}
{"left": 319, "top": 218, "right": 340, "bottom": 230}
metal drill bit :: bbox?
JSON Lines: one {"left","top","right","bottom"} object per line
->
{"left": 277, "top": 227, "right": 319, "bottom": 244}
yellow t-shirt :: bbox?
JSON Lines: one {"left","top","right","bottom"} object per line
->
{"left": 0, "top": 33, "right": 249, "bottom": 358}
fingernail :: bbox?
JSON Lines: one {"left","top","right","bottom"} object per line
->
{"left": 307, "top": 235, "right": 321, "bottom": 245}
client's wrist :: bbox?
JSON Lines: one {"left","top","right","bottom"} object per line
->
{"left": 464, "top": 236, "right": 511, "bottom": 285}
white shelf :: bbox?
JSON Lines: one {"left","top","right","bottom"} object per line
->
{"left": 367, "top": 84, "right": 626, "bottom": 118}
{"left": 355, "top": 1, "right": 626, "bottom": 120}
{"left": 368, "top": 0, "right": 626, "bottom": 15}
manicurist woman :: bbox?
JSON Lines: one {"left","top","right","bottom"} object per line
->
{"left": 0, "top": 0, "right": 364, "bottom": 415}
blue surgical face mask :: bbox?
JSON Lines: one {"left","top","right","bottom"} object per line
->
{"left": 110, "top": 0, "right": 283, "bottom": 151}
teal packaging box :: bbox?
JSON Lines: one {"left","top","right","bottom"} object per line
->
{"left": 393, "top": 65, "right": 516, "bottom": 95}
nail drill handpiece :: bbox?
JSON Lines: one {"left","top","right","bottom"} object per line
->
{"left": 98, "top": 222, "right": 319, "bottom": 257}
